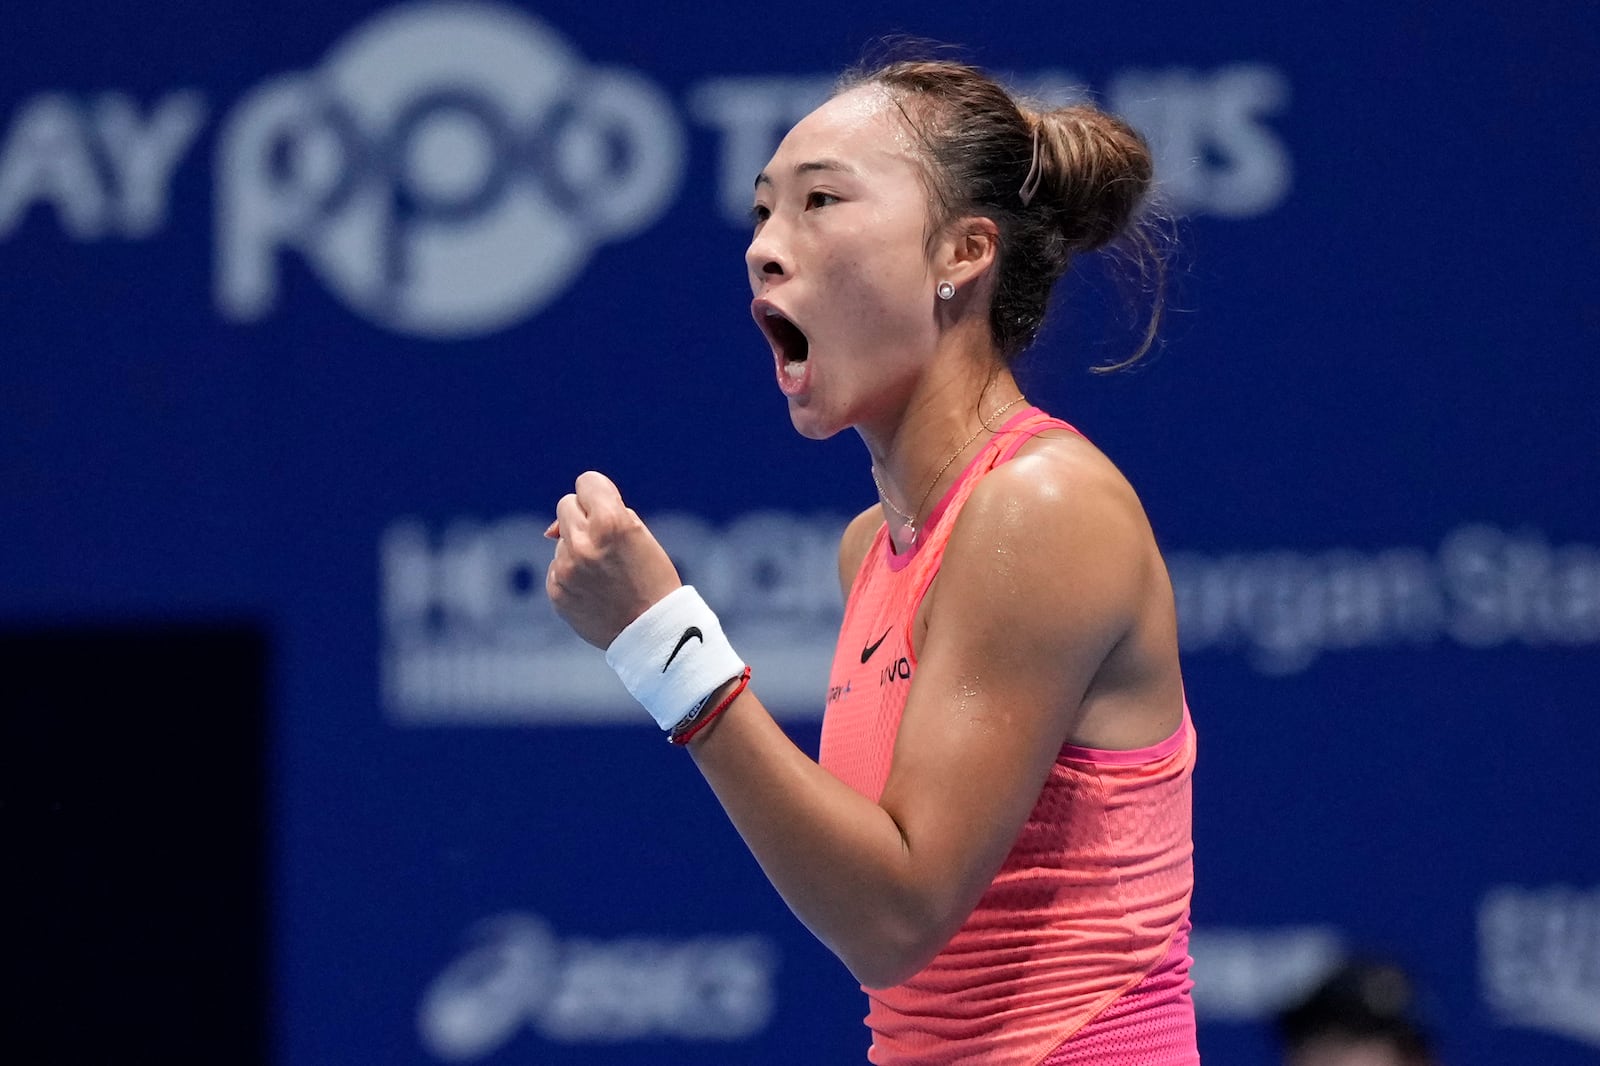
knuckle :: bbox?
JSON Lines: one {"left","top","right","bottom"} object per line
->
{"left": 589, "top": 514, "right": 620, "bottom": 545}
{"left": 555, "top": 555, "right": 576, "bottom": 577}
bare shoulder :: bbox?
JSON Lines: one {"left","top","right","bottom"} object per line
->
{"left": 959, "top": 429, "right": 1153, "bottom": 557}
{"left": 837, "top": 504, "right": 884, "bottom": 599}
{"left": 936, "top": 430, "right": 1158, "bottom": 654}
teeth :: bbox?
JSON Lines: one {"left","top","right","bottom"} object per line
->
{"left": 783, "top": 361, "right": 805, "bottom": 380}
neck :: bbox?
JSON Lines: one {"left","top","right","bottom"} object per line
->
{"left": 859, "top": 347, "right": 1024, "bottom": 551}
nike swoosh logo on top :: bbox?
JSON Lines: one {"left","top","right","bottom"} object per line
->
{"left": 663, "top": 627, "right": 704, "bottom": 671}
{"left": 860, "top": 628, "right": 892, "bottom": 664}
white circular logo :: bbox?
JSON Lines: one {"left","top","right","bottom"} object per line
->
{"left": 217, "top": 2, "right": 684, "bottom": 337}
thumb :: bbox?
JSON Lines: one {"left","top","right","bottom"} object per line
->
{"left": 574, "top": 470, "right": 625, "bottom": 511}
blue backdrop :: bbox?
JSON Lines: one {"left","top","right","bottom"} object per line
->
{"left": 3, "top": 1, "right": 1598, "bottom": 1063}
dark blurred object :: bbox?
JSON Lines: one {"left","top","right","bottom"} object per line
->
{"left": 0, "top": 624, "right": 269, "bottom": 1065}
{"left": 1276, "top": 960, "right": 1437, "bottom": 1066}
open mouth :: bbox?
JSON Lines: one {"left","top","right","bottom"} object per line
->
{"left": 758, "top": 306, "right": 811, "bottom": 372}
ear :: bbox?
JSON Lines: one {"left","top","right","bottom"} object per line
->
{"left": 934, "top": 215, "right": 1000, "bottom": 291}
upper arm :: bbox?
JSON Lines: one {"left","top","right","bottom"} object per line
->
{"left": 837, "top": 505, "right": 883, "bottom": 599}
{"left": 874, "top": 445, "right": 1156, "bottom": 947}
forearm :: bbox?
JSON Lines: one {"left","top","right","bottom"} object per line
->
{"left": 543, "top": 485, "right": 967, "bottom": 984}
{"left": 684, "top": 684, "right": 945, "bottom": 988}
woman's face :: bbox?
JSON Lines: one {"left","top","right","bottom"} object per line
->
{"left": 746, "top": 84, "right": 943, "bottom": 441}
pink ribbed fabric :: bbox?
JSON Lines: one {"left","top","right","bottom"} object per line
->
{"left": 818, "top": 408, "right": 1198, "bottom": 1066}
{"left": 1038, "top": 920, "right": 1198, "bottom": 1065}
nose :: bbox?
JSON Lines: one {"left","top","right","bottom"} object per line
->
{"left": 744, "top": 224, "right": 789, "bottom": 289}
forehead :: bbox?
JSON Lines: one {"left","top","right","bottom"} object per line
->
{"left": 767, "top": 84, "right": 921, "bottom": 179}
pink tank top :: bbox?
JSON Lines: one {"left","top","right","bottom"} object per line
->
{"left": 819, "top": 408, "right": 1199, "bottom": 1066}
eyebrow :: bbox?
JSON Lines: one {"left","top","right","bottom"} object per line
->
{"left": 753, "top": 158, "right": 858, "bottom": 190}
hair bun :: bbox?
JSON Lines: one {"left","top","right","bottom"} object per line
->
{"left": 843, "top": 56, "right": 1167, "bottom": 365}
{"left": 1025, "top": 106, "right": 1154, "bottom": 253}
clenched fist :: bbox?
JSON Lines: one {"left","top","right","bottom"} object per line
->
{"left": 545, "top": 471, "right": 683, "bottom": 649}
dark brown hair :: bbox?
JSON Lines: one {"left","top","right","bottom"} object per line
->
{"left": 838, "top": 57, "right": 1166, "bottom": 369}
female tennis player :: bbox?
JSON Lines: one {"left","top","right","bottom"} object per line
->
{"left": 547, "top": 57, "right": 1198, "bottom": 1066}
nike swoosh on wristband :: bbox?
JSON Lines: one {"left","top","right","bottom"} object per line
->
{"left": 860, "top": 628, "right": 892, "bottom": 664}
{"left": 664, "top": 627, "right": 704, "bottom": 671}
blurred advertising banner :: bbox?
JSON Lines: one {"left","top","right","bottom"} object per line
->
{"left": 2, "top": 2, "right": 1596, "bottom": 1064}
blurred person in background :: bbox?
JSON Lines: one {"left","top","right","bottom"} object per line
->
{"left": 1277, "top": 960, "right": 1438, "bottom": 1066}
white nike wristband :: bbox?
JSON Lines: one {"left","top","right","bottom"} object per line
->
{"left": 604, "top": 585, "right": 746, "bottom": 732}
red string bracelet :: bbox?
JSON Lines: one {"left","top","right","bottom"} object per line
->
{"left": 669, "top": 666, "right": 751, "bottom": 746}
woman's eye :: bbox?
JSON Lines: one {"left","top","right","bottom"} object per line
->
{"left": 805, "top": 191, "right": 838, "bottom": 210}
{"left": 749, "top": 203, "right": 770, "bottom": 226}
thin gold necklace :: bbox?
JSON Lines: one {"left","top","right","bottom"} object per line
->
{"left": 872, "top": 395, "right": 1025, "bottom": 548}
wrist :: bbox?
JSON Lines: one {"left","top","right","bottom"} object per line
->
{"left": 669, "top": 665, "right": 751, "bottom": 746}
{"left": 604, "top": 585, "right": 746, "bottom": 732}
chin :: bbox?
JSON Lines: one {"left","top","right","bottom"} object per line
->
{"left": 787, "top": 399, "right": 847, "bottom": 441}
